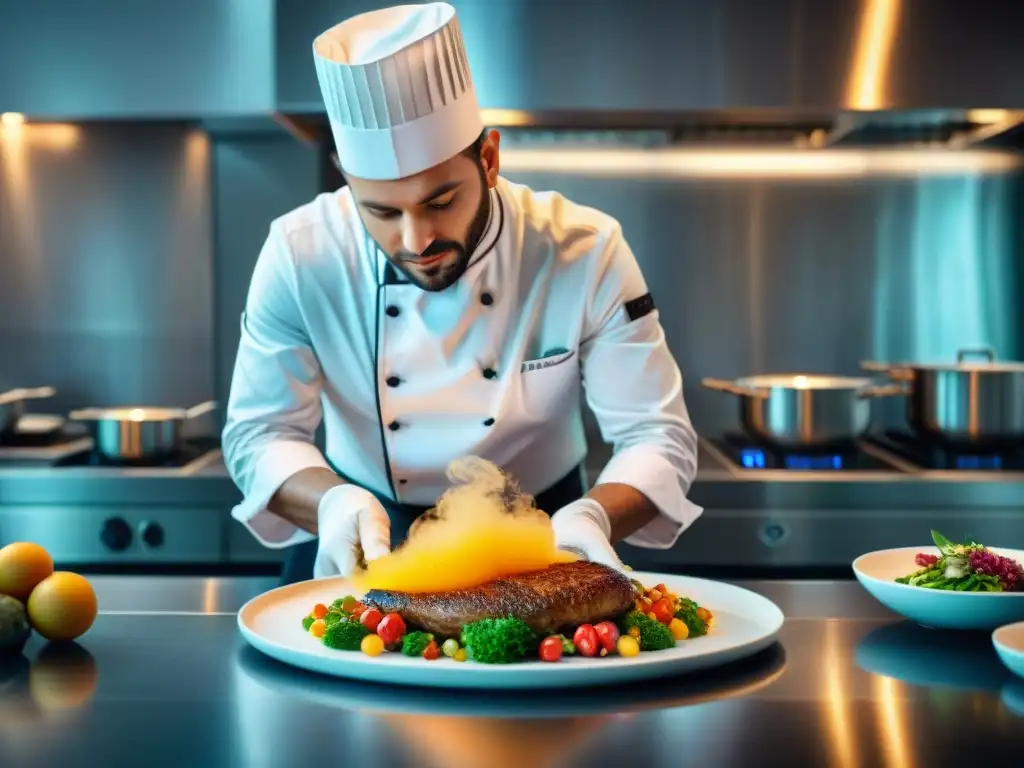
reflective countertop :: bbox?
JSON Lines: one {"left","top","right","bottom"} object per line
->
{"left": 2, "top": 577, "right": 1022, "bottom": 767}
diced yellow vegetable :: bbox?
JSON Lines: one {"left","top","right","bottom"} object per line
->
{"left": 454, "top": 649, "right": 468, "bottom": 662}
{"left": 361, "top": 634, "right": 385, "bottom": 656}
{"left": 628, "top": 626, "right": 641, "bottom": 640}
{"left": 309, "top": 619, "right": 326, "bottom": 638}
{"left": 617, "top": 635, "right": 640, "bottom": 657}
{"left": 669, "top": 618, "right": 689, "bottom": 640}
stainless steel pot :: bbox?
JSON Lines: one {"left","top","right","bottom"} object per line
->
{"left": 68, "top": 400, "right": 218, "bottom": 461}
{"left": 702, "top": 374, "right": 905, "bottom": 448}
{"left": 862, "top": 347, "right": 1024, "bottom": 447}
{"left": 0, "top": 387, "right": 57, "bottom": 434}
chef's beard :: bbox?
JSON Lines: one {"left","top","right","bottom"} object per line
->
{"left": 385, "top": 174, "right": 492, "bottom": 293}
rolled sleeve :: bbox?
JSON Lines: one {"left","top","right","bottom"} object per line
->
{"left": 582, "top": 223, "right": 702, "bottom": 549}
{"left": 222, "top": 224, "right": 332, "bottom": 549}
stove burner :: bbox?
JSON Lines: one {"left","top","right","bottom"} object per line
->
{"left": 53, "top": 437, "right": 220, "bottom": 468}
{"left": 714, "top": 434, "right": 892, "bottom": 471}
{"left": 869, "top": 431, "right": 1024, "bottom": 471}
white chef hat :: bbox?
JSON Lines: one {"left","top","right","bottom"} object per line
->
{"left": 312, "top": 2, "right": 483, "bottom": 181}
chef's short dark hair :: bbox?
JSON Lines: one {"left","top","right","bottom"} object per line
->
{"left": 461, "top": 129, "right": 487, "bottom": 161}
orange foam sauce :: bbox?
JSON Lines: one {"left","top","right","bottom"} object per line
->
{"left": 350, "top": 458, "right": 577, "bottom": 594}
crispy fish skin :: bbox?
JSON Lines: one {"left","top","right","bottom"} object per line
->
{"left": 362, "top": 561, "right": 636, "bottom": 637}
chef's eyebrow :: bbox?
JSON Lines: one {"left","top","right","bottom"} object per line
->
{"left": 361, "top": 181, "right": 463, "bottom": 212}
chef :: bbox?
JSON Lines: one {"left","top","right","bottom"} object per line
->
{"left": 222, "top": 2, "right": 702, "bottom": 585}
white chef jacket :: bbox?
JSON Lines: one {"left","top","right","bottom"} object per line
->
{"left": 223, "top": 177, "right": 701, "bottom": 550}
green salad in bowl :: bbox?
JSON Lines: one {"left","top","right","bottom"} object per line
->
{"left": 896, "top": 530, "right": 1023, "bottom": 593}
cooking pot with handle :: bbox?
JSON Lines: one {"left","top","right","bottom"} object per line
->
{"left": 862, "top": 347, "right": 1024, "bottom": 447}
{"left": 68, "top": 400, "right": 218, "bottom": 462}
{"left": 702, "top": 374, "right": 906, "bottom": 449}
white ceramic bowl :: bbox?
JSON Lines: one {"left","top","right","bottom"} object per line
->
{"left": 993, "top": 622, "right": 1024, "bottom": 680}
{"left": 853, "top": 546, "right": 1024, "bottom": 630}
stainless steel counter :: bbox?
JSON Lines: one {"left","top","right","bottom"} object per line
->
{"left": 1, "top": 577, "right": 1021, "bottom": 767}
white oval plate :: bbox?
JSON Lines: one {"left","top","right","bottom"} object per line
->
{"left": 853, "top": 546, "right": 1024, "bottom": 630}
{"left": 994, "top": 621, "right": 1024, "bottom": 680}
{"left": 237, "top": 571, "right": 785, "bottom": 690}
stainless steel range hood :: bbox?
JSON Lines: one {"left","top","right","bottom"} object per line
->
{"left": 275, "top": 0, "right": 1024, "bottom": 115}
{"left": 268, "top": 0, "right": 1024, "bottom": 148}
{"left": 6, "top": 1, "right": 1024, "bottom": 136}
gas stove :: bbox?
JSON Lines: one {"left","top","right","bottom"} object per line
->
{"left": 51, "top": 436, "right": 222, "bottom": 470}
{"left": 867, "top": 430, "right": 1024, "bottom": 472}
{"left": 709, "top": 433, "right": 900, "bottom": 472}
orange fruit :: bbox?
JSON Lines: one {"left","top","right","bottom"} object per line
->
{"left": 0, "top": 542, "right": 54, "bottom": 601}
{"left": 26, "top": 572, "right": 97, "bottom": 642}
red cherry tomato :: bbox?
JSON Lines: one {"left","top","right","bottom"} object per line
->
{"left": 573, "top": 624, "right": 599, "bottom": 657}
{"left": 539, "top": 636, "right": 564, "bottom": 663}
{"left": 651, "top": 598, "right": 674, "bottom": 625}
{"left": 376, "top": 613, "right": 406, "bottom": 645}
{"left": 359, "top": 608, "right": 383, "bottom": 632}
{"left": 594, "top": 621, "right": 621, "bottom": 652}
{"left": 422, "top": 640, "right": 440, "bottom": 660}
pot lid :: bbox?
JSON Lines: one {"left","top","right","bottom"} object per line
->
{"left": 864, "top": 347, "right": 1024, "bottom": 373}
{"left": 735, "top": 374, "right": 876, "bottom": 390}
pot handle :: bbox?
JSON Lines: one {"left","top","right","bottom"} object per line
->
{"left": 0, "top": 386, "right": 57, "bottom": 406}
{"left": 184, "top": 400, "right": 219, "bottom": 420}
{"left": 859, "top": 360, "right": 914, "bottom": 381}
{"left": 857, "top": 383, "right": 909, "bottom": 399}
{"left": 68, "top": 408, "right": 102, "bottom": 420}
{"left": 957, "top": 346, "right": 996, "bottom": 363}
{"left": 701, "top": 378, "right": 769, "bottom": 398}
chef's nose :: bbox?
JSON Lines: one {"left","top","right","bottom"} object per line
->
{"left": 401, "top": 216, "right": 434, "bottom": 257}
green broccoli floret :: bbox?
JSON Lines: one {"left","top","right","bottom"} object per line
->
{"left": 323, "top": 620, "right": 370, "bottom": 651}
{"left": 302, "top": 616, "right": 315, "bottom": 631}
{"left": 618, "top": 611, "right": 674, "bottom": 651}
{"left": 323, "top": 610, "right": 345, "bottom": 629}
{"left": 674, "top": 599, "right": 708, "bottom": 638}
{"left": 401, "top": 631, "right": 434, "bottom": 657}
{"left": 461, "top": 617, "right": 537, "bottom": 664}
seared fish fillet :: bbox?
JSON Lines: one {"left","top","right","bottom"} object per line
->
{"left": 362, "top": 561, "right": 635, "bottom": 637}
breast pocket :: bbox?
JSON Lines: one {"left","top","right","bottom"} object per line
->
{"left": 517, "top": 350, "right": 579, "bottom": 420}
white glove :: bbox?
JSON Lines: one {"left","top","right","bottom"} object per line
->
{"left": 551, "top": 498, "right": 625, "bottom": 571}
{"left": 313, "top": 485, "right": 391, "bottom": 579}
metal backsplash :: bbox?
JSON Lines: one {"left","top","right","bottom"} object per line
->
{"left": 0, "top": 122, "right": 215, "bottom": 411}
{"left": 497, "top": 150, "right": 1024, "bottom": 442}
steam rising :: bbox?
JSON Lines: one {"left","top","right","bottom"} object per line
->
{"left": 351, "top": 457, "right": 576, "bottom": 594}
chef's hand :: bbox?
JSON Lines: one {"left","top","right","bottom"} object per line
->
{"left": 313, "top": 485, "right": 391, "bottom": 579}
{"left": 551, "top": 498, "right": 625, "bottom": 571}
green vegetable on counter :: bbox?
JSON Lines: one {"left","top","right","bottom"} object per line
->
{"left": 402, "top": 631, "right": 435, "bottom": 657}
{"left": 323, "top": 620, "right": 371, "bottom": 651}
{"left": 618, "top": 611, "right": 674, "bottom": 651}
{"left": 461, "top": 617, "right": 537, "bottom": 664}
{"left": 674, "top": 598, "right": 709, "bottom": 638}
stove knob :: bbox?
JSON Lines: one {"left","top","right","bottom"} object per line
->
{"left": 759, "top": 521, "right": 790, "bottom": 547}
{"left": 141, "top": 522, "right": 165, "bottom": 548}
{"left": 101, "top": 517, "right": 132, "bottom": 551}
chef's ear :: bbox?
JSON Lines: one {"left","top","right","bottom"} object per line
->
{"left": 480, "top": 129, "right": 500, "bottom": 187}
